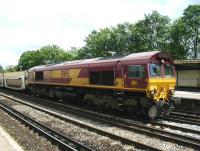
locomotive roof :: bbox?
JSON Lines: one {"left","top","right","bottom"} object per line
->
{"left": 29, "top": 51, "right": 171, "bottom": 71}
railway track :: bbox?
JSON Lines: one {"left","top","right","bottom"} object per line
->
{"left": 170, "top": 111, "right": 200, "bottom": 121}
{"left": 150, "top": 120, "right": 200, "bottom": 135}
{"left": 0, "top": 101, "right": 93, "bottom": 151}
{"left": 0, "top": 91, "right": 200, "bottom": 150}
{"left": 0, "top": 92, "right": 161, "bottom": 151}
{"left": 173, "top": 109, "right": 200, "bottom": 116}
{"left": 171, "top": 110, "right": 200, "bottom": 119}
{"left": 163, "top": 111, "right": 200, "bottom": 126}
{"left": 174, "top": 107, "right": 200, "bottom": 113}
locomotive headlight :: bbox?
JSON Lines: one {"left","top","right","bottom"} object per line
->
{"left": 150, "top": 89, "right": 157, "bottom": 95}
{"left": 169, "top": 89, "right": 175, "bottom": 94}
{"left": 150, "top": 90, "right": 155, "bottom": 95}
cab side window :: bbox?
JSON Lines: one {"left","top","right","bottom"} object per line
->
{"left": 128, "top": 65, "right": 145, "bottom": 78}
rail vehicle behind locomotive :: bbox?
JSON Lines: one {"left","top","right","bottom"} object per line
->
{"left": 0, "top": 51, "right": 176, "bottom": 118}
{"left": 0, "top": 73, "right": 3, "bottom": 87}
{"left": 0, "top": 71, "right": 27, "bottom": 90}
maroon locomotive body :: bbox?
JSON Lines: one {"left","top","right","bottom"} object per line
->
{"left": 27, "top": 51, "right": 176, "bottom": 118}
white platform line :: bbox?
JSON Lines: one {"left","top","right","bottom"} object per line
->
{"left": 0, "top": 126, "right": 24, "bottom": 151}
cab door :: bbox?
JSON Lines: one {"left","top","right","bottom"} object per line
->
{"left": 124, "top": 65, "right": 147, "bottom": 90}
{"left": 115, "top": 61, "right": 124, "bottom": 89}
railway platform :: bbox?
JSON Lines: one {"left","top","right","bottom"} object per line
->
{"left": 174, "top": 90, "right": 200, "bottom": 100}
{"left": 0, "top": 126, "right": 23, "bottom": 151}
{"left": 174, "top": 90, "right": 200, "bottom": 114}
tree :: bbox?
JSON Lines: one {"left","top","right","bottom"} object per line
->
{"left": 134, "top": 11, "right": 171, "bottom": 51}
{"left": 84, "top": 28, "right": 115, "bottom": 58}
{"left": 0, "top": 65, "right": 3, "bottom": 72}
{"left": 18, "top": 45, "right": 73, "bottom": 70}
{"left": 82, "top": 11, "right": 171, "bottom": 58}
{"left": 67, "top": 47, "right": 88, "bottom": 60}
{"left": 38, "top": 45, "right": 73, "bottom": 64}
{"left": 16, "top": 5, "right": 200, "bottom": 66}
{"left": 183, "top": 5, "right": 200, "bottom": 58}
{"left": 4, "top": 65, "right": 17, "bottom": 72}
{"left": 169, "top": 19, "right": 188, "bottom": 59}
{"left": 111, "top": 23, "right": 135, "bottom": 55}
{"left": 83, "top": 23, "right": 136, "bottom": 57}
{"left": 170, "top": 5, "right": 200, "bottom": 59}
{"left": 18, "top": 50, "right": 40, "bottom": 70}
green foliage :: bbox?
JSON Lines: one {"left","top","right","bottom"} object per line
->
{"left": 15, "top": 4, "right": 200, "bottom": 70}
{"left": 170, "top": 5, "right": 200, "bottom": 59}
{"left": 4, "top": 65, "right": 17, "bottom": 72}
{"left": 18, "top": 45, "right": 73, "bottom": 70}
{"left": 0, "top": 65, "right": 3, "bottom": 72}
{"left": 84, "top": 28, "right": 116, "bottom": 57}
{"left": 84, "top": 23, "right": 135, "bottom": 57}
{"left": 111, "top": 23, "right": 135, "bottom": 55}
{"left": 68, "top": 47, "right": 87, "bottom": 60}
{"left": 83, "top": 11, "right": 171, "bottom": 58}
{"left": 183, "top": 5, "right": 200, "bottom": 58}
{"left": 169, "top": 19, "right": 188, "bottom": 59}
{"left": 134, "top": 11, "right": 171, "bottom": 51}
{"left": 38, "top": 45, "right": 73, "bottom": 64}
{"left": 81, "top": 6, "right": 199, "bottom": 60}
{"left": 18, "top": 50, "right": 40, "bottom": 70}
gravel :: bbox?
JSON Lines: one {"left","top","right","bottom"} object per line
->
{"left": 160, "top": 120, "right": 200, "bottom": 131}
{"left": 13, "top": 105, "right": 191, "bottom": 151}
{"left": 13, "top": 105, "right": 137, "bottom": 151}
{"left": 0, "top": 96, "right": 196, "bottom": 151}
{"left": 0, "top": 109, "right": 60, "bottom": 151}
{"left": 163, "top": 128, "right": 200, "bottom": 139}
{"left": 145, "top": 121, "right": 200, "bottom": 140}
{"left": 0, "top": 97, "right": 137, "bottom": 151}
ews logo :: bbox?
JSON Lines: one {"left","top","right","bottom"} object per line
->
{"left": 61, "top": 70, "right": 69, "bottom": 78}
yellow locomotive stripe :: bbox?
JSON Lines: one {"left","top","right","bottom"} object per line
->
{"left": 148, "top": 77, "right": 176, "bottom": 83}
{"left": 27, "top": 81, "right": 146, "bottom": 92}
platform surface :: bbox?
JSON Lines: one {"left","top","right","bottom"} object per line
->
{"left": 174, "top": 90, "right": 200, "bottom": 100}
{"left": 0, "top": 126, "right": 24, "bottom": 151}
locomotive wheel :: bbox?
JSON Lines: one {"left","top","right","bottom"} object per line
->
{"left": 148, "top": 105, "right": 158, "bottom": 118}
{"left": 163, "top": 103, "right": 172, "bottom": 116}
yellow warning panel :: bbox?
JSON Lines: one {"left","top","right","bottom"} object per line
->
{"left": 131, "top": 80, "right": 137, "bottom": 87}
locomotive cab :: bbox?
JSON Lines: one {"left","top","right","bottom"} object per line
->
{"left": 147, "top": 59, "right": 176, "bottom": 118}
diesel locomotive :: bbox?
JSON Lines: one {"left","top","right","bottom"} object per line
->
{"left": 0, "top": 51, "right": 176, "bottom": 118}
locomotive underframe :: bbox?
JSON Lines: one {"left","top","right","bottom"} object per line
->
{"left": 28, "top": 83, "right": 172, "bottom": 117}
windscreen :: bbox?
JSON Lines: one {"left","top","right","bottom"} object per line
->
{"left": 149, "top": 63, "right": 161, "bottom": 77}
{"left": 164, "top": 64, "right": 174, "bottom": 77}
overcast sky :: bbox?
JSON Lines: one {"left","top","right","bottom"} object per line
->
{"left": 0, "top": 0, "right": 199, "bottom": 68}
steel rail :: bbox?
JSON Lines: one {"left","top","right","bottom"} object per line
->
{"left": 0, "top": 92, "right": 199, "bottom": 150}
{"left": 0, "top": 101, "right": 94, "bottom": 151}
{"left": 173, "top": 109, "right": 200, "bottom": 116}
{"left": 47, "top": 103, "right": 200, "bottom": 150}
{"left": 150, "top": 121, "right": 200, "bottom": 135}
{"left": 162, "top": 116, "right": 200, "bottom": 126}
{"left": 170, "top": 111, "right": 200, "bottom": 120}
{"left": 0, "top": 92, "right": 161, "bottom": 151}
